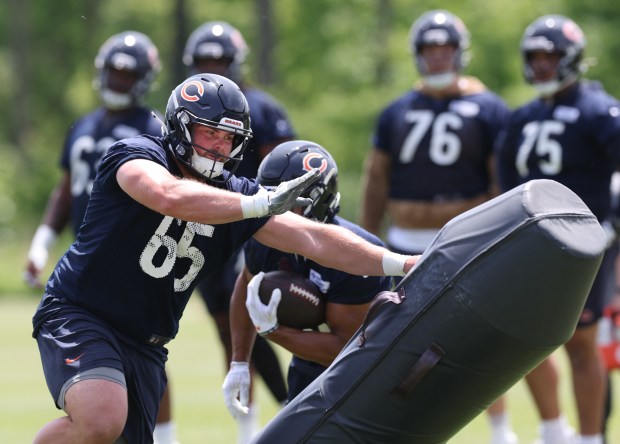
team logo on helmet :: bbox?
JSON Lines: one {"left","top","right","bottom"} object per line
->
{"left": 180, "top": 80, "right": 205, "bottom": 102}
{"left": 562, "top": 20, "right": 584, "bottom": 43}
{"left": 302, "top": 153, "right": 327, "bottom": 173}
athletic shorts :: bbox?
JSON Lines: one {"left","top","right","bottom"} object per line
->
{"left": 287, "top": 357, "right": 327, "bottom": 402}
{"left": 578, "top": 247, "right": 616, "bottom": 327}
{"left": 35, "top": 301, "right": 167, "bottom": 444}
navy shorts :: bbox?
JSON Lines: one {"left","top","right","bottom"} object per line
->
{"left": 578, "top": 247, "right": 616, "bottom": 327}
{"left": 35, "top": 302, "right": 167, "bottom": 444}
{"left": 287, "top": 357, "right": 327, "bottom": 402}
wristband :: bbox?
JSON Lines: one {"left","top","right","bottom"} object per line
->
{"left": 240, "top": 188, "right": 270, "bottom": 219}
{"left": 258, "top": 323, "right": 279, "bottom": 337}
{"left": 28, "top": 225, "right": 58, "bottom": 270}
{"left": 382, "top": 251, "right": 408, "bottom": 276}
{"left": 230, "top": 361, "right": 250, "bottom": 370}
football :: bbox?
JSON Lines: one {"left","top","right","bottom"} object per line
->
{"left": 259, "top": 270, "right": 326, "bottom": 329}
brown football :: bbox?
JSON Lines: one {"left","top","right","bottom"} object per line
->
{"left": 259, "top": 270, "right": 326, "bottom": 329}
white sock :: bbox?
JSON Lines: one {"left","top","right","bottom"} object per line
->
{"left": 153, "top": 420, "right": 179, "bottom": 444}
{"left": 489, "top": 411, "right": 511, "bottom": 429}
{"left": 576, "top": 435, "right": 603, "bottom": 444}
{"left": 539, "top": 416, "right": 574, "bottom": 443}
{"left": 237, "top": 404, "right": 259, "bottom": 444}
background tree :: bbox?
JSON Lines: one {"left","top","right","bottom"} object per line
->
{"left": 2, "top": 0, "right": 619, "bottom": 242}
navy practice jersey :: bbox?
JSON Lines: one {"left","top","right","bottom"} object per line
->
{"left": 245, "top": 216, "right": 391, "bottom": 376}
{"left": 245, "top": 216, "right": 391, "bottom": 305}
{"left": 234, "top": 88, "right": 295, "bottom": 179}
{"left": 60, "top": 106, "right": 163, "bottom": 234}
{"left": 495, "top": 81, "right": 620, "bottom": 220}
{"left": 373, "top": 86, "right": 509, "bottom": 201}
{"left": 34, "top": 135, "right": 269, "bottom": 343}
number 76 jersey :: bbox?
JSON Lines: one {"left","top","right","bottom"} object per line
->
{"left": 495, "top": 81, "right": 620, "bottom": 220}
{"left": 373, "top": 82, "right": 509, "bottom": 201}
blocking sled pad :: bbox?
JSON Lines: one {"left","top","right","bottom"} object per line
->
{"left": 252, "top": 179, "right": 606, "bottom": 444}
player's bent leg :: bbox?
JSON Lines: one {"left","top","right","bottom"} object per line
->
{"left": 34, "top": 378, "right": 128, "bottom": 444}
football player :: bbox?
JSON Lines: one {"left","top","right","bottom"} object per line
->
{"left": 24, "top": 31, "right": 181, "bottom": 444}
{"left": 32, "top": 74, "right": 418, "bottom": 444}
{"left": 222, "top": 140, "right": 393, "bottom": 419}
{"left": 182, "top": 20, "right": 294, "bottom": 442}
{"left": 359, "top": 10, "right": 514, "bottom": 444}
{"left": 495, "top": 15, "right": 620, "bottom": 444}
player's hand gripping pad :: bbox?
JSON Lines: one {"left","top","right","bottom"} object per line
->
{"left": 251, "top": 179, "right": 606, "bottom": 444}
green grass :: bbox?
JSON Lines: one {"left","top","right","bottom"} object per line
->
{"left": 1, "top": 295, "right": 618, "bottom": 443}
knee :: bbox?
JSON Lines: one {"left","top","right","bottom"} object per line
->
{"left": 75, "top": 408, "right": 127, "bottom": 443}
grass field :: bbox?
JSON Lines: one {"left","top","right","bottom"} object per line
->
{"left": 1, "top": 295, "right": 618, "bottom": 443}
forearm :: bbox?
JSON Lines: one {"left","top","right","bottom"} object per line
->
{"left": 304, "top": 224, "right": 415, "bottom": 276}
{"left": 230, "top": 270, "right": 257, "bottom": 362}
{"left": 264, "top": 326, "right": 344, "bottom": 367}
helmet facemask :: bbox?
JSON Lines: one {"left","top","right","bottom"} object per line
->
{"left": 169, "top": 108, "right": 250, "bottom": 183}
{"left": 520, "top": 15, "right": 586, "bottom": 97}
{"left": 94, "top": 32, "right": 160, "bottom": 110}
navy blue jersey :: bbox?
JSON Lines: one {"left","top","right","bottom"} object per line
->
{"left": 496, "top": 81, "right": 620, "bottom": 220}
{"left": 60, "top": 106, "right": 163, "bottom": 234}
{"left": 34, "top": 135, "right": 269, "bottom": 343}
{"left": 234, "top": 87, "right": 295, "bottom": 179}
{"left": 245, "top": 216, "right": 391, "bottom": 305}
{"left": 373, "top": 87, "right": 509, "bottom": 201}
{"left": 245, "top": 216, "right": 391, "bottom": 397}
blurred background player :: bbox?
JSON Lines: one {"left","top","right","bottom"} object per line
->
{"left": 496, "top": 14, "right": 620, "bottom": 444}
{"left": 222, "top": 140, "right": 393, "bottom": 418}
{"left": 182, "top": 20, "right": 293, "bottom": 442}
{"left": 359, "top": 10, "right": 514, "bottom": 444}
{"left": 23, "top": 30, "right": 180, "bottom": 444}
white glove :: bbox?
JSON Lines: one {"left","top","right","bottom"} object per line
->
{"left": 222, "top": 361, "right": 251, "bottom": 419}
{"left": 240, "top": 168, "right": 321, "bottom": 218}
{"left": 246, "top": 271, "right": 281, "bottom": 336}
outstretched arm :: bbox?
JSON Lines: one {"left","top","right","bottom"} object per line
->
{"left": 116, "top": 159, "right": 320, "bottom": 224}
{"left": 254, "top": 212, "right": 419, "bottom": 277}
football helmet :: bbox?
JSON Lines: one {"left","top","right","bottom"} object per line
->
{"left": 183, "top": 21, "right": 249, "bottom": 84}
{"left": 521, "top": 15, "right": 586, "bottom": 95}
{"left": 257, "top": 140, "right": 340, "bottom": 223}
{"left": 165, "top": 73, "right": 252, "bottom": 183}
{"left": 94, "top": 31, "right": 161, "bottom": 110}
{"left": 521, "top": 15, "right": 587, "bottom": 94}
{"left": 409, "top": 10, "right": 470, "bottom": 88}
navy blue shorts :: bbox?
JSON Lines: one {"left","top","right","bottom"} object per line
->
{"left": 287, "top": 357, "right": 327, "bottom": 401}
{"left": 35, "top": 302, "right": 167, "bottom": 444}
{"left": 578, "top": 247, "right": 616, "bottom": 327}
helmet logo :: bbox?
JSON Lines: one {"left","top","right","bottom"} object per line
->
{"left": 180, "top": 80, "right": 204, "bottom": 102}
{"left": 562, "top": 21, "right": 583, "bottom": 43}
{"left": 302, "top": 153, "right": 327, "bottom": 173}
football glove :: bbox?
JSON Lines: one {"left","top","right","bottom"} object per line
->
{"left": 246, "top": 271, "right": 281, "bottom": 336}
{"left": 240, "top": 168, "right": 321, "bottom": 218}
{"left": 222, "top": 361, "right": 251, "bottom": 419}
